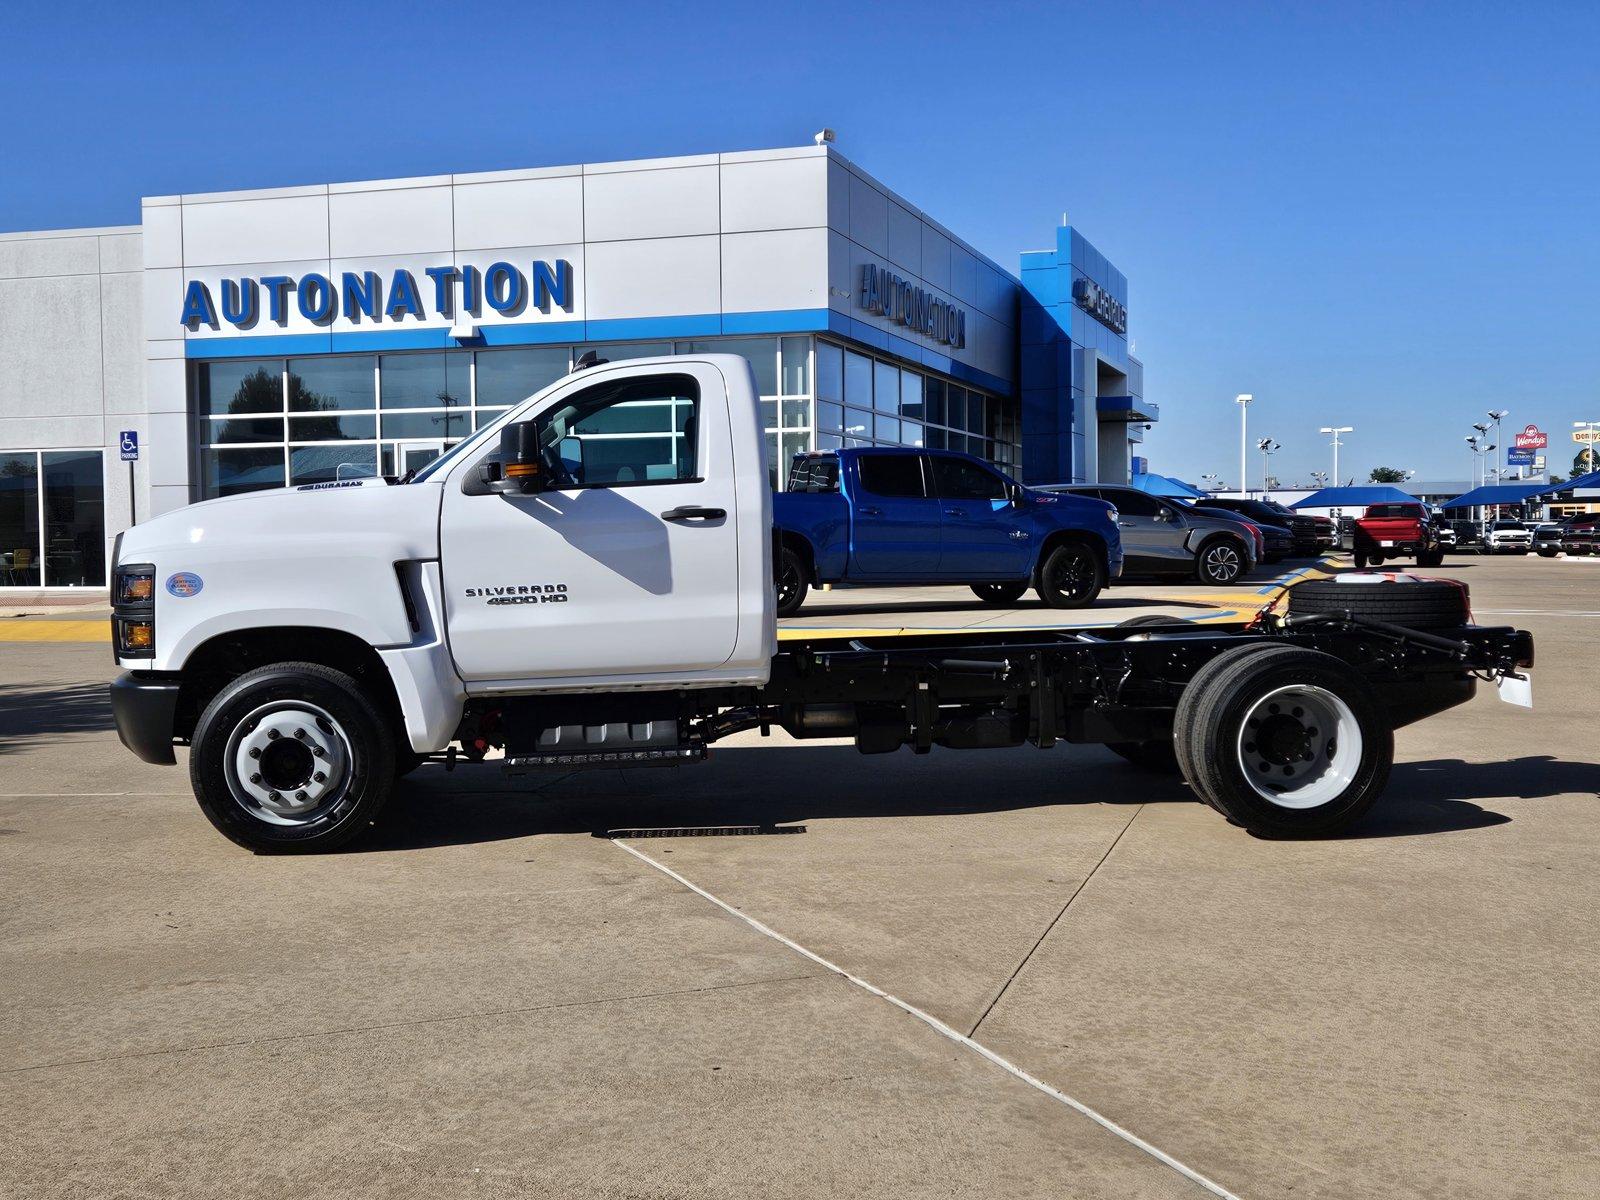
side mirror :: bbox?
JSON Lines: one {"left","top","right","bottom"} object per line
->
{"left": 486, "top": 422, "right": 545, "bottom": 495}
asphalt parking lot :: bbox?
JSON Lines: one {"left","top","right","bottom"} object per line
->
{"left": 3, "top": 554, "right": 1597, "bottom": 1199}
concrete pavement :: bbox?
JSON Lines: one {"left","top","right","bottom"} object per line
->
{"left": 2, "top": 554, "right": 1596, "bottom": 1198}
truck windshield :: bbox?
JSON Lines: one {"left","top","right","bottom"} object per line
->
{"left": 406, "top": 421, "right": 502, "bottom": 484}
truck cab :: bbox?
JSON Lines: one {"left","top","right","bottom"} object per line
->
{"left": 773, "top": 447, "right": 1121, "bottom": 615}
{"left": 1342, "top": 502, "right": 1445, "bottom": 569}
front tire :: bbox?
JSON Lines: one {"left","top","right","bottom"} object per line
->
{"left": 1179, "top": 646, "right": 1392, "bottom": 837}
{"left": 190, "top": 662, "right": 397, "bottom": 853}
{"left": 1036, "top": 541, "right": 1105, "bottom": 608}
{"left": 971, "top": 581, "right": 1029, "bottom": 605}
{"left": 775, "top": 545, "right": 810, "bottom": 618}
{"left": 1196, "top": 536, "right": 1248, "bottom": 585}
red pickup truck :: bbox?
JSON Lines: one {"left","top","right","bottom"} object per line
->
{"left": 1341, "top": 503, "right": 1445, "bottom": 568}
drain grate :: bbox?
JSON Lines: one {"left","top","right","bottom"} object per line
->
{"left": 603, "top": 825, "right": 806, "bottom": 839}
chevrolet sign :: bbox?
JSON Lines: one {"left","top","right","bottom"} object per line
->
{"left": 1073, "top": 277, "right": 1128, "bottom": 335}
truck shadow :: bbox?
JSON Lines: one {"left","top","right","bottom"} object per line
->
{"left": 359, "top": 745, "right": 1594, "bottom": 852}
{"left": 0, "top": 681, "right": 113, "bottom": 754}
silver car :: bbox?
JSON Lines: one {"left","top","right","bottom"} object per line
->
{"left": 1044, "top": 484, "right": 1260, "bottom": 585}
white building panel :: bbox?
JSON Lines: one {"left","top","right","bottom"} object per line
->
{"left": 826, "top": 159, "right": 850, "bottom": 233}
{"left": 583, "top": 165, "right": 719, "bottom": 242}
{"left": 181, "top": 194, "right": 330, "bottom": 267}
{"left": 0, "top": 232, "right": 99, "bottom": 279}
{"left": 142, "top": 267, "right": 186, "bottom": 344}
{"left": 721, "top": 228, "right": 827, "bottom": 314}
{"left": 584, "top": 236, "right": 719, "bottom": 320}
{"left": 887, "top": 201, "right": 922, "bottom": 274}
{"left": 328, "top": 184, "right": 454, "bottom": 258}
{"left": 847, "top": 171, "right": 888, "bottom": 255}
{"left": 453, "top": 175, "right": 584, "bottom": 250}
{"left": 826, "top": 230, "right": 855, "bottom": 316}
{"left": 920, "top": 225, "right": 951, "bottom": 292}
{"left": 140, "top": 202, "right": 184, "bottom": 269}
{"left": 719, "top": 157, "right": 828, "bottom": 233}
{"left": 100, "top": 232, "right": 143, "bottom": 274}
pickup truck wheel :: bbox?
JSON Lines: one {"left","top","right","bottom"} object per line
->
{"left": 971, "top": 582, "right": 1029, "bottom": 605}
{"left": 1181, "top": 647, "right": 1392, "bottom": 838}
{"left": 775, "top": 546, "right": 809, "bottom": 618}
{"left": 1353, "top": 551, "right": 1369, "bottom": 568}
{"left": 1416, "top": 549, "right": 1445, "bottom": 568}
{"left": 189, "top": 662, "right": 397, "bottom": 854}
{"left": 1196, "top": 536, "right": 1247, "bottom": 585}
{"left": 1037, "top": 542, "right": 1104, "bottom": 608}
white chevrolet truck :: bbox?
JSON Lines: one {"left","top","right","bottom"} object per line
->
{"left": 109, "top": 354, "right": 1535, "bottom": 852}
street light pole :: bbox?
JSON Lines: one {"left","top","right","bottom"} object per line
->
{"left": 1319, "top": 426, "right": 1352, "bottom": 485}
{"left": 1236, "top": 395, "right": 1253, "bottom": 496}
{"left": 1257, "top": 437, "right": 1281, "bottom": 497}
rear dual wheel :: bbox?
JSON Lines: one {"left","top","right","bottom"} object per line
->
{"left": 1174, "top": 645, "right": 1391, "bottom": 837}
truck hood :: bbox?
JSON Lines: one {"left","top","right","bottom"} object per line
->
{"left": 119, "top": 478, "right": 443, "bottom": 568}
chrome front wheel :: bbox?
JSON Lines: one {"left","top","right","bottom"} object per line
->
{"left": 225, "top": 701, "right": 353, "bottom": 826}
{"left": 1199, "top": 539, "right": 1245, "bottom": 585}
{"left": 1235, "top": 684, "right": 1362, "bottom": 810}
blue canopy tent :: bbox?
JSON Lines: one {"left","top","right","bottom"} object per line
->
{"left": 1130, "top": 472, "right": 1205, "bottom": 499}
{"left": 1289, "top": 485, "right": 1417, "bottom": 509}
{"left": 1438, "top": 482, "right": 1555, "bottom": 510}
{"left": 1554, "top": 468, "right": 1600, "bottom": 492}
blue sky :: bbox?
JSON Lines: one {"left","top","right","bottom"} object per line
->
{"left": 4, "top": 1, "right": 1597, "bottom": 484}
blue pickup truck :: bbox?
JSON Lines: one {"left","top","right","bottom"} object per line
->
{"left": 773, "top": 447, "right": 1123, "bottom": 615}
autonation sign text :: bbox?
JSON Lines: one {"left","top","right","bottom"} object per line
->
{"left": 860, "top": 264, "right": 966, "bottom": 349}
{"left": 179, "top": 260, "right": 575, "bottom": 329}
{"left": 1073, "top": 277, "right": 1127, "bottom": 335}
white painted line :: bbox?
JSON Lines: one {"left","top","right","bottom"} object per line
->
{"left": 612, "top": 838, "right": 1242, "bottom": 1200}
{"left": 1475, "top": 610, "right": 1600, "bottom": 617}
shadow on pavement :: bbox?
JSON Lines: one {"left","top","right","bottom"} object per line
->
{"left": 357, "top": 742, "right": 1587, "bottom": 853}
{"left": 0, "top": 681, "right": 113, "bottom": 753}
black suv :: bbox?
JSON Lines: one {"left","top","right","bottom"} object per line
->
{"left": 1200, "top": 497, "right": 1321, "bottom": 557}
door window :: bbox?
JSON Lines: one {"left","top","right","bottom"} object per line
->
{"left": 532, "top": 375, "right": 700, "bottom": 487}
{"left": 930, "top": 456, "right": 1006, "bottom": 500}
{"left": 858, "top": 454, "right": 927, "bottom": 498}
{"left": 1103, "top": 488, "right": 1162, "bottom": 517}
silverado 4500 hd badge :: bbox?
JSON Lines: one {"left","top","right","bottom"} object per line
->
{"left": 463, "top": 584, "right": 569, "bottom": 606}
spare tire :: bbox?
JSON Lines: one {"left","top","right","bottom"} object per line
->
{"left": 1286, "top": 574, "right": 1468, "bottom": 630}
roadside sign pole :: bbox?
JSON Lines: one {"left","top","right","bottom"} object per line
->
{"left": 119, "top": 430, "right": 140, "bottom": 527}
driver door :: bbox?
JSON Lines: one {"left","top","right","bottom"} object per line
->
{"left": 440, "top": 362, "right": 741, "bottom": 683}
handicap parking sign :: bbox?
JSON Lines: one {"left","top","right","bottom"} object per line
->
{"left": 119, "top": 430, "right": 139, "bottom": 461}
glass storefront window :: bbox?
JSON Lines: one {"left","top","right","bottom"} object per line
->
{"left": 925, "top": 378, "right": 946, "bottom": 427}
{"left": 0, "top": 451, "right": 107, "bottom": 588}
{"left": 41, "top": 451, "right": 105, "bottom": 587}
{"left": 873, "top": 361, "right": 899, "bottom": 414}
{"left": 816, "top": 401, "right": 843, "bottom": 433}
{"left": 816, "top": 342, "right": 844, "bottom": 403}
{"left": 844, "top": 351, "right": 872, "bottom": 408}
{"left": 208, "top": 417, "right": 283, "bottom": 445}
{"left": 380, "top": 352, "right": 469, "bottom": 410}
{"left": 1, "top": 454, "right": 42, "bottom": 586}
{"left": 378, "top": 410, "right": 472, "bottom": 440}
{"left": 781, "top": 398, "right": 810, "bottom": 429}
{"left": 288, "top": 356, "right": 374, "bottom": 412}
{"left": 288, "top": 413, "right": 377, "bottom": 442}
{"left": 199, "top": 359, "right": 282, "bottom": 416}
{"left": 781, "top": 337, "right": 810, "bottom": 395}
{"left": 290, "top": 444, "right": 378, "bottom": 485}
{"left": 475, "top": 347, "right": 570, "bottom": 407}
{"left": 206, "top": 447, "right": 285, "bottom": 496}
{"left": 900, "top": 372, "right": 923, "bottom": 422}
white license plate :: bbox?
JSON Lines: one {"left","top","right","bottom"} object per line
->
{"left": 1379, "top": 540, "right": 1396, "bottom": 547}
{"left": 1497, "top": 673, "right": 1533, "bottom": 708}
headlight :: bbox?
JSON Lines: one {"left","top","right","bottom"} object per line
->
{"left": 112, "top": 563, "right": 156, "bottom": 659}
{"left": 1105, "top": 506, "right": 1119, "bottom": 525}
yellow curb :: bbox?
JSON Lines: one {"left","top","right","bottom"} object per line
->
{"left": 0, "top": 619, "right": 111, "bottom": 643}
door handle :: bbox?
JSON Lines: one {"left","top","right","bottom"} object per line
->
{"left": 944, "top": 508, "right": 966, "bottom": 517}
{"left": 660, "top": 505, "right": 726, "bottom": 522}
{"left": 858, "top": 506, "right": 884, "bottom": 517}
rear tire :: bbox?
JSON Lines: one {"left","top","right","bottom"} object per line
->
{"left": 1353, "top": 551, "right": 1369, "bottom": 569}
{"left": 1036, "top": 541, "right": 1105, "bottom": 608}
{"left": 1196, "top": 536, "right": 1248, "bottom": 585}
{"left": 776, "top": 545, "right": 809, "bottom": 618}
{"left": 971, "top": 581, "right": 1029, "bottom": 605}
{"left": 1416, "top": 549, "right": 1445, "bottom": 568}
{"left": 1179, "top": 646, "right": 1392, "bottom": 838}
{"left": 189, "top": 662, "right": 397, "bottom": 853}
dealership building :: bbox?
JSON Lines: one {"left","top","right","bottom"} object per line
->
{"left": 0, "top": 141, "right": 1151, "bottom": 592}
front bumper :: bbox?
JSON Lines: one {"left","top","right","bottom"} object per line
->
{"left": 110, "top": 672, "right": 181, "bottom": 765}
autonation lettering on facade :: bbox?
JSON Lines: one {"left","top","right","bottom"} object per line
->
{"left": 860, "top": 264, "right": 966, "bottom": 349}
{"left": 179, "top": 260, "right": 576, "bottom": 329}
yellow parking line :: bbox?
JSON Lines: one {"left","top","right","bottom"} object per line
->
{"left": 0, "top": 619, "right": 110, "bottom": 643}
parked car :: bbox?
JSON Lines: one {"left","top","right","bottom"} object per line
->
{"left": 1046, "top": 484, "right": 1261, "bottom": 585}
{"left": 1449, "top": 519, "right": 1484, "bottom": 553}
{"left": 1558, "top": 514, "right": 1600, "bottom": 556}
{"left": 1190, "top": 504, "right": 1293, "bottom": 563}
{"left": 1310, "top": 514, "right": 1338, "bottom": 551}
{"left": 774, "top": 448, "right": 1122, "bottom": 616}
{"left": 1486, "top": 520, "right": 1533, "bottom": 554}
{"left": 1532, "top": 523, "right": 1564, "bottom": 557}
{"left": 1341, "top": 502, "right": 1445, "bottom": 568}
{"left": 1199, "top": 497, "right": 1321, "bottom": 557}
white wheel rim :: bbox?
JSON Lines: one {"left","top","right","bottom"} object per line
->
{"left": 1235, "top": 684, "right": 1362, "bottom": 809}
{"left": 224, "top": 701, "right": 353, "bottom": 825}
